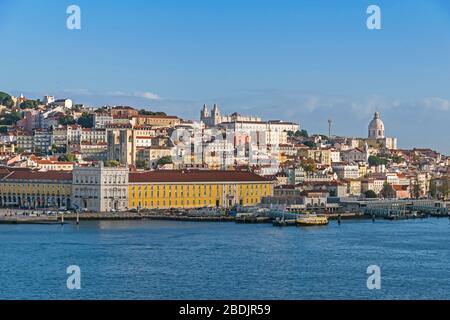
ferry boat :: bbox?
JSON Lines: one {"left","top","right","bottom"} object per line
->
{"left": 296, "top": 214, "right": 329, "bottom": 226}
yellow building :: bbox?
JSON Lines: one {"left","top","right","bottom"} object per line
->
{"left": 136, "top": 146, "right": 173, "bottom": 169}
{"left": 133, "top": 115, "right": 180, "bottom": 127}
{"left": 358, "top": 163, "right": 368, "bottom": 178}
{"left": 345, "top": 179, "right": 362, "bottom": 196}
{"left": 0, "top": 143, "right": 15, "bottom": 153}
{"left": 0, "top": 168, "right": 274, "bottom": 211}
{"left": 299, "top": 149, "right": 331, "bottom": 166}
{"left": 0, "top": 170, "right": 72, "bottom": 208}
{"left": 35, "top": 159, "right": 74, "bottom": 171}
{"left": 128, "top": 170, "right": 274, "bottom": 209}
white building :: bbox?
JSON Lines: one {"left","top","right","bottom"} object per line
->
{"left": 53, "top": 99, "right": 73, "bottom": 109}
{"left": 72, "top": 162, "right": 129, "bottom": 212}
{"left": 43, "top": 95, "right": 55, "bottom": 105}
{"left": 52, "top": 126, "right": 68, "bottom": 148}
{"left": 81, "top": 128, "right": 107, "bottom": 144}
{"left": 33, "top": 129, "right": 52, "bottom": 153}
{"left": 200, "top": 104, "right": 261, "bottom": 127}
{"left": 94, "top": 112, "right": 113, "bottom": 129}
{"left": 220, "top": 120, "right": 299, "bottom": 146}
{"left": 330, "top": 150, "right": 341, "bottom": 163}
{"left": 341, "top": 146, "right": 369, "bottom": 163}
{"left": 332, "top": 163, "right": 360, "bottom": 180}
{"left": 67, "top": 124, "right": 82, "bottom": 144}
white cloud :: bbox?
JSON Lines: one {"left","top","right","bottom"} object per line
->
{"left": 134, "top": 91, "right": 162, "bottom": 100}
{"left": 419, "top": 97, "right": 450, "bottom": 111}
{"left": 63, "top": 89, "right": 163, "bottom": 101}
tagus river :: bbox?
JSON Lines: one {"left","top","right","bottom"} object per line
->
{"left": 0, "top": 218, "right": 449, "bottom": 300}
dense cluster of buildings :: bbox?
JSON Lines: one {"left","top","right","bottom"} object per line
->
{"left": 0, "top": 92, "right": 448, "bottom": 212}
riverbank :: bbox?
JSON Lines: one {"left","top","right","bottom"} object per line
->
{"left": 0, "top": 211, "right": 236, "bottom": 224}
{"left": 2, "top": 210, "right": 441, "bottom": 224}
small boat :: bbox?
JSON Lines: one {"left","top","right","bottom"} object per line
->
{"left": 296, "top": 214, "right": 329, "bottom": 226}
{"left": 272, "top": 218, "right": 297, "bottom": 227}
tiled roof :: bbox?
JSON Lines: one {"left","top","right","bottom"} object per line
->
{"left": 137, "top": 115, "right": 178, "bottom": 119}
{"left": 129, "top": 170, "right": 271, "bottom": 183}
{"left": 3, "top": 170, "right": 72, "bottom": 181}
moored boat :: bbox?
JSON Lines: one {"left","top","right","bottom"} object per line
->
{"left": 296, "top": 214, "right": 329, "bottom": 226}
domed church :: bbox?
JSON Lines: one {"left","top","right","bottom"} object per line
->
{"left": 368, "top": 112, "right": 385, "bottom": 139}
{"left": 366, "top": 111, "right": 397, "bottom": 150}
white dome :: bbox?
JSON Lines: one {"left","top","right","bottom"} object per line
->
{"left": 368, "top": 112, "right": 385, "bottom": 139}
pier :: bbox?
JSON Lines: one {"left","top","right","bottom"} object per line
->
{"left": 360, "top": 200, "right": 448, "bottom": 218}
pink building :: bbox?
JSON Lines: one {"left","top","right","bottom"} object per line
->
{"left": 392, "top": 185, "right": 411, "bottom": 199}
{"left": 16, "top": 110, "right": 41, "bottom": 132}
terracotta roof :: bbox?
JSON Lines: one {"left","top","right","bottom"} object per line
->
{"left": 36, "top": 160, "right": 73, "bottom": 165}
{"left": 0, "top": 168, "right": 11, "bottom": 179}
{"left": 3, "top": 170, "right": 72, "bottom": 181}
{"left": 392, "top": 185, "right": 408, "bottom": 191}
{"left": 129, "top": 170, "right": 271, "bottom": 183}
{"left": 137, "top": 115, "right": 178, "bottom": 119}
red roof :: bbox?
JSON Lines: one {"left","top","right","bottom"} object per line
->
{"left": 129, "top": 170, "right": 271, "bottom": 183}
{"left": 3, "top": 170, "right": 72, "bottom": 181}
{"left": 36, "top": 160, "right": 73, "bottom": 165}
{"left": 137, "top": 115, "right": 178, "bottom": 119}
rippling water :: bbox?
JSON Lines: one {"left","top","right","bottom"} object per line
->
{"left": 0, "top": 218, "right": 449, "bottom": 300}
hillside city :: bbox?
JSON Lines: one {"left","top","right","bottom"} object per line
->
{"left": 0, "top": 91, "right": 448, "bottom": 213}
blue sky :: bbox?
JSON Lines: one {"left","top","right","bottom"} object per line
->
{"left": 0, "top": 0, "right": 449, "bottom": 154}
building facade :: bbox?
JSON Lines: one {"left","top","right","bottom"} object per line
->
{"left": 1, "top": 167, "right": 273, "bottom": 212}
{"left": 0, "top": 170, "right": 72, "bottom": 209}
{"left": 128, "top": 170, "right": 274, "bottom": 209}
{"left": 200, "top": 104, "right": 261, "bottom": 127}
{"left": 71, "top": 163, "right": 129, "bottom": 212}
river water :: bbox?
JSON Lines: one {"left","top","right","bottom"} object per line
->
{"left": 0, "top": 218, "right": 449, "bottom": 299}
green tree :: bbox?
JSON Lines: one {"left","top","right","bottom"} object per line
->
{"left": 380, "top": 183, "right": 395, "bottom": 199}
{"left": 77, "top": 113, "right": 94, "bottom": 128}
{"left": 20, "top": 100, "right": 40, "bottom": 110}
{"left": 33, "top": 147, "right": 44, "bottom": 155}
{"left": 135, "top": 160, "right": 146, "bottom": 169}
{"left": 59, "top": 115, "right": 76, "bottom": 126}
{"left": 58, "top": 153, "right": 77, "bottom": 162}
{"left": 438, "top": 180, "right": 449, "bottom": 199}
{"left": 301, "top": 158, "right": 316, "bottom": 172}
{"left": 368, "top": 155, "right": 388, "bottom": 166}
{"left": 288, "top": 130, "right": 309, "bottom": 138}
{"left": 157, "top": 156, "right": 172, "bottom": 166}
{"left": 0, "top": 92, "right": 14, "bottom": 108}
{"left": 364, "top": 190, "right": 378, "bottom": 198}
{"left": 412, "top": 182, "right": 420, "bottom": 199}
{"left": 429, "top": 180, "right": 437, "bottom": 199}
{"left": 390, "top": 155, "right": 404, "bottom": 164}
{"left": 0, "top": 112, "right": 22, "bottom": 126}
{"left": 296, "top": 130, "right": 309, "bottom": 138}
{"left": 139, "top": 109, "right": 167, "bottom": 116}
{"left": 303, "top": 141, "right": 316, "bottom": 149}
{"left": 104, "top": 160, "right": 120, "bottom": 167}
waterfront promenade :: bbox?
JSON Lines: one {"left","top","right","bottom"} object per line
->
{"left": 0, "top": 208, "right": 446, "bottom": 225}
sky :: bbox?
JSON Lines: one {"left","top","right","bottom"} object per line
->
{"left": 0, "top": 0, "right": 449, "bottom": 154}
